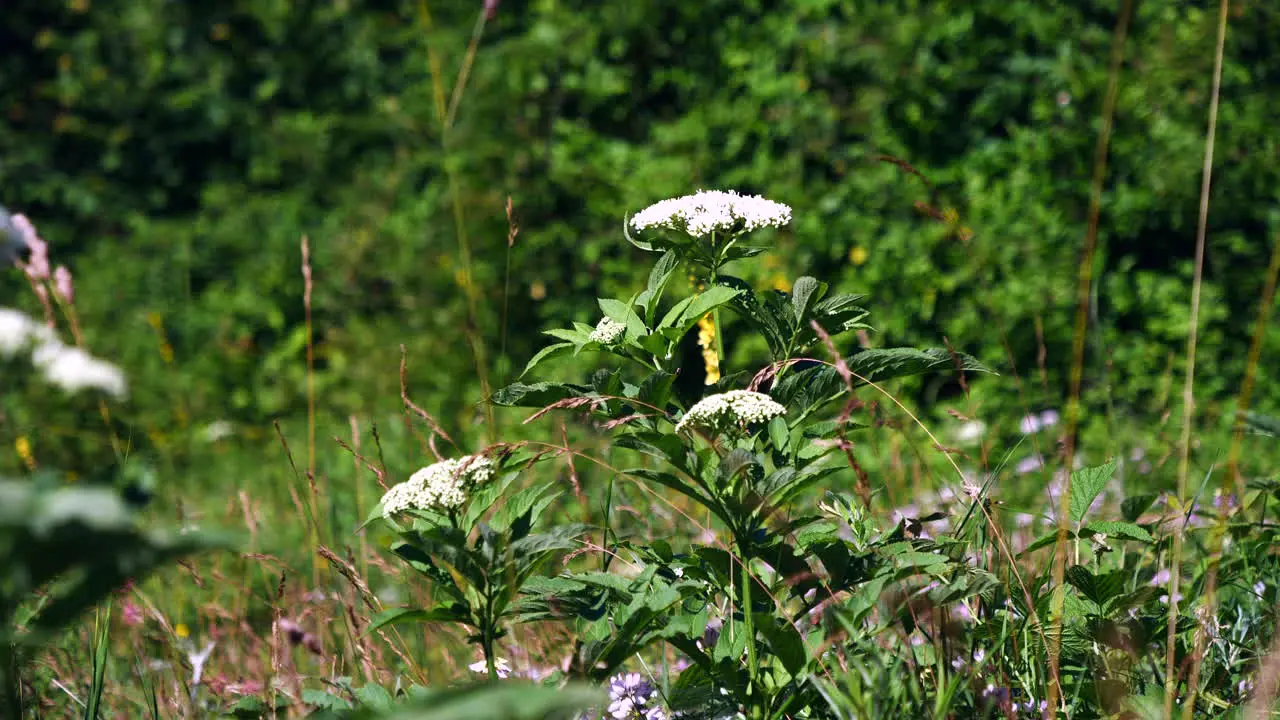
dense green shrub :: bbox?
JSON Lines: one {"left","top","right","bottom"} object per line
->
{"left": 3, "top": 0, "right": 1279, "bottom": 473}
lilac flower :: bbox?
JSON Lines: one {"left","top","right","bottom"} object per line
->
{"left": 972, "top": 648, "right": 985, "bottom": 664}
{"left": 1038, "top": 409, "right": 1060, "bottom": 428}
{"left": 1129, "top": 447, "right": 1147, "bottom": 462}
{"left": 1019, "top": 414, "right": 1042, "bottom": 434}
{"left": 697, "top": 619, "right": 722, "bottom": 652}
{"left": 1255, "top": 581, "right": 1266, "bottom": 597}
{"left": 1016, "top": 454, "right": 1045, "bottom": 474}
{"left": 607, "top": 672, "right": 667, "bottom": 720}
{"left": 1149, "top": 568, "right": 1171, "bottom": 587}
{"left": 483, "top": 0, "right": 500, "bottom": 20}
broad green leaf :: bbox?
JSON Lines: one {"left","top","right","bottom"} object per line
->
{"left": 1121, "top": 493, "right": 1158, "bottom": 522}
{"left": 1069, "top": 461, "right": 1116, "bottom": 524}
{"left": 519, "top": 342, "right": 575, "bottom": 377}
{"left": 365, "top": 606, "right": 469, "bottom": 634}
{"left": 790, "top": 276, "right": 826, "bottom": 323}
{"left": 1080, "top": 520, "right": 1153, "bottom": 543}
{"left": 845, "top": 347, "right": 992, "bottom": 385}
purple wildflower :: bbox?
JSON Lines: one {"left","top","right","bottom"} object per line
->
{"left": 1016, "top": 454, "right": 1045, "bottom": 474}
{"left": 1019, "top": 414, "right": 1041, "bottom": 435}
{"left": 607, "top": 672, "right": 667, "bottom": 720}
{"left": 1038, "top": 409, "right": 1060, "bottom": 428}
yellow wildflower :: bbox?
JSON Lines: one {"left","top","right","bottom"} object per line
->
{"left": 696, "top": 314, "right": 720, "bottom": 385}
{"left": 848, "top": 247, "right": 869, "bottom": 266}
{"left": 15, "top": 436, "right": 36, "bottom": 471}
{"left": 771, "top": 274, "right": 792, "bottom": 293}
{"left": 174, "top": 623, "right": 190, "bottom": 639}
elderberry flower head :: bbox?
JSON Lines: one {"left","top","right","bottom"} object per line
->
{"left": 590, "top": 316, "right": 626, "bottom": 344}
{"left": 674, "top": 390, "right": 786, "bottom": 436}
{"left": 380, "top": 455, "right": 495, "bottom": 517}
{"left": 607, "top": 672, "right": 667, "bottom": 720}
{"left": 631, "top": 190, "right": 791, "bottom": 240}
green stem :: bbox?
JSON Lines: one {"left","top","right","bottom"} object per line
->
{"left": 709, "top": 263, "right": 726, "bottom": 379}
{"left": 738, "top": 538, "right": 760, "bottom": 719}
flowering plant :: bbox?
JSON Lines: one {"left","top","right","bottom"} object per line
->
{"left": 496, "top": 190, "right": 994, "bottom": 719}
{"left": 365, "top": 449, "right": 587, "bottom": 680}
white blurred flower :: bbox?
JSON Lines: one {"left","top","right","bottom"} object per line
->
{"left": 954, "top": 420, "right": 987, "bottom": 445}
{"left": 31, "top": 342, "right": 127, "bottom": 398}
{"left": 0, "top": 308, "right": 55, "bottom": 358}
{"left": 201, "top": 420, "right": 235, "bottom": 443}
{"left": 631, "top": 190, "right": 791, "bottom": 240}
{"left": 380, "top": 455, "right": 495, "bottom": 517}
{"left": 589, "top": 316, "right": 626, "bottom": 344}
{"left": 675, "top": 390, "right": 786, "bottom": 435}
{"left": 468, "top": 657, "right": 511, "bottom": 678}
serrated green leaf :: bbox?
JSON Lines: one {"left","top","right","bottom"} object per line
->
{"left": 1070, "top": 461, "right": 1116, "bottom": 523}
{"left": 1081, "top": 520, "right": 1153, "bottom": 543}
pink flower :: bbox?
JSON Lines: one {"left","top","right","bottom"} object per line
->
{"left": 54, "top": 265, "right": 74, "bottom": 304}
{"left": 122, "top": 601, "right": 145, "bottom": 627}
{"left": 13, "top": 214, "right": 49, "bottom": 280}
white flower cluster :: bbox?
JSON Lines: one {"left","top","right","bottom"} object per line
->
{"left": 674, "top": 390, "right": 786, "bottom": 435}
{"left": 0, "top": 308, "right": 127, "bottom": 398}
{"left": 380, "top": 455, "right": 495, "bottom": 517}
{"left": 630, "top": 190, "right": 791, "bottom": 239}
{"left": 589, "top": 316, "right": 626, "bottom": 344}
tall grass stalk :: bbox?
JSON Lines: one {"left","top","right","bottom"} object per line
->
{"left": 84, "top": 600, "right": 111, "bottom": 720}
{"left": 301, "top": 235, "right": 322, "bottom": 586}
{"left": 1169, "top": 3, "right": 1231, "bottom": 715}
{"left": 417, "top": 0, "right": 497, "bottom": 440}
{"left": 1049, "top": 0, "right": 1132, "bottom": 711}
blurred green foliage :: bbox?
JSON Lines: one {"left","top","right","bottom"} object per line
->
{"left": 3, "top": 0, "right": 1280, "bottom": 477}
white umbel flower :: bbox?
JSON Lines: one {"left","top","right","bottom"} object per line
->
{"left": 2, "top": 307, "right": 127, "bottom": 398}
{"left": 380, "top": 455, "right": 496, "bottom": 517}
{"left": 589, "top": 316, "right": 626, "bottom": 344}
{"left": 32, "top": 343, "right": 128, "bottom": 398}
{"left": 631, "top": 190, "right": 791, "bottom": 239}
{"left": 674, "top": 390, "right": 786, "bottom": 435}
{"left": 0, "top": 308, "right": 55, "bottom": 358}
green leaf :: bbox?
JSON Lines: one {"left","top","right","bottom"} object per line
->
{"left": 599, "top": 297, "right": 647, "bottom": 339}
{"left": 519, "top": 342, "right": 575, "bottom": 378}
{"left": 1080, "top": 520, "right": 1153, "bottom": 543}
{"left": 657, "top": 285, "right": 743, "bottom": 335}
{"left": 1121, "top": 493, "right": 1158, "bottom": 522}
{"left": 490, "top": 382, "right": 585, "bottom": 408}
{"left": 790, "top": 276, "right": 826, "bottom": 323}
{"left": 353, "top": 684, "right": 394, "bottom": 710}
{"left": 638, "top": 250, "right": 681, "bottom": 325}
{"left": 378, "top": 683, "right": 605, "bottom": 720}
{"left": 365, "top": 606, "right": 469, "bottom": 633}
{"left": 1020, "top": 529, "right": 1072, "bottom": 556}
{"left": 757, "top": 615, "right": 807, "bottom": 676}
{"left": 846, "top": 347, "right": 993, "bottom": 385}
{"left": 1070, "top": 461, "right": 1117, "bottom": 524}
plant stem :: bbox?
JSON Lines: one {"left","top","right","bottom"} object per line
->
{"left": 738, "top": 538, "right": 761, "bottom": 719}
{"left": 710, "top": 261, "right": 726, "bottom": 378}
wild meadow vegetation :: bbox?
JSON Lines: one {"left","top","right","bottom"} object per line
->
{"left": 4, "top": 1, "right": 1280, "bottom": 718}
